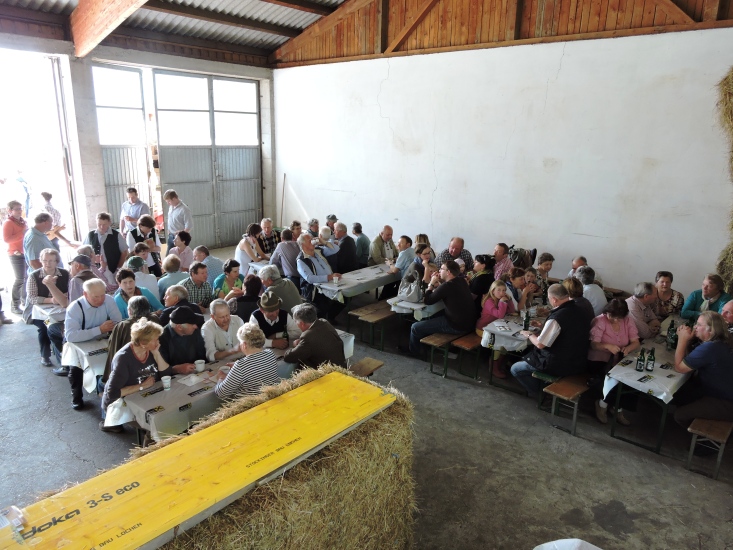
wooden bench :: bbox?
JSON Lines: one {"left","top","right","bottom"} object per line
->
{"left": 420, "top": 333, "right": 463, "bottom": 378}
{"left": 350, "top": 357, "right": 384, "bottom": 378}
{"left": 686, "top": 419, "right": 733, "bottom": 480}
{"left": 542, "top": 374, "right": 591, "bottom": 436}
{"left": 452, "top": 333, "right": 483, "bottom": 380}
{"left": 531, "top": 371, "right": 561, "bottom": 409}
{"left": 360, "top": 309, "right": 396, "bottom": 351}
{"left": 347, "top": 301, "right": 391, "bottom": 333}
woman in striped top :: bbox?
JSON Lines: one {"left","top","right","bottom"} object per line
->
{"left": 215, "top": 323, "right": 280, "bottom": 400}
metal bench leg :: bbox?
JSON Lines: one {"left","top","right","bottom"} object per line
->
{"left": 429, "top": 346, "right": 436, "bottom": 375}
{"left": 686, "top": 434, "right": 698, "bottom": 471}
{"left": 473, "top": 349, "right": 481, "bottom": 380}
{"left": 550, "top": 396, "right": 558, "bottom": 424}
{"left": 442, "top": 346, "right": 449, "bottom": 378}
{"left": 369, "top": 323, "right": 375, "bottom": 347}
{"left": 458, "top": 349, "right": 465, "bottom": 376}
{"left": 570, "top": 400, "right": 579, "bottom": 437}
{"left": 714, "top": 441, "right": 726, "bottom": 480}
{"left": 378, "top": 323, "right": 385, "bottom": 352}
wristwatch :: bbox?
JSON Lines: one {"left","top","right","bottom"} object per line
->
{"left": 139, "top": 386, "right": 144, "bottom": 392}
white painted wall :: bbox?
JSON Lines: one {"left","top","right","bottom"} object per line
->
{"left": 273, "top": 28, "right": 733, "bottom": 296}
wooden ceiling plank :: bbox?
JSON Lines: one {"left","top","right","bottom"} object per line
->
{"left": 259, "top": 0, "right": 335, "bottom": 17}
{"left": 71, "top": 0, "right": 149, "bottom": 57}
{"left": 143, "top": 0, "right": 300, "bottom": 38}
{"left": 384, "top": 0, "right": 440, "bottom": 52}
{"left": 650, "top": 0, "right": 695, "bottom": 22}
{"left": 701, "top": 0, "right": 721, "bottom": 19}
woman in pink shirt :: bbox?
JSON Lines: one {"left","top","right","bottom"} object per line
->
{"left": 3, "top": 200, "right": 28, "bottom": 314}
{"left": 169, "top": 230, "right": 194, "bottom": 272}
{"left": 476, "top": 280, "right": 516, "bottom": 380}
{"left": 588, "top": 298, "right": 640, "bottom": 426}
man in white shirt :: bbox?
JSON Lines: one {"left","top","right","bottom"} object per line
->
{"left": 119, "top": 187, "right": 150, "bottom": 236}
{"left": 576, "top": 265, "right": 607, "bottom": 316}
{"left": 163, "top": 189, "right": 193, "bottom": 250}
{"left": 202, "top": 299, "right": 244, "bottom": 362}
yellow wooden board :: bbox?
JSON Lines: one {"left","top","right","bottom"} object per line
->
{"left": 1, "top": 372, "right": 395, "bottom": 549}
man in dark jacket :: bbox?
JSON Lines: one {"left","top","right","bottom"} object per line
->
{"left": 283, "top": 303, "right": 346, "bottom": 369}
{"left": 333, "top": 222, "right": 359, "bottom": 274}
{"left": 159, "top": 306, "right": 206, "bottom": 374}
{"left": 510, "top": 284, "right": 591, "bottom": 397}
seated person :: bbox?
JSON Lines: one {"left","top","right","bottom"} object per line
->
{"left": 588, "top": 299, "right": 640, "bottom": 426}
{"left": 202, "top": 299, "right": 245, "bottom": 362}
{"left": 681, "top": 273, "right": 732, "bottom": 320}
{"left": 510, "top": 284, "right": 591, "bottom": 397}
{"left": 625, "top": 282, "right": 661, "bottom": 340}
{"left": 467, "top": 254, "right": 495, "bottom": 311}
{"left": 654, "top": 270, "right": 685, "bottom": 321}
{"left": 169, "top": 230, "right": 194, "bottom": 272}
{"left": 576, "top": 265, "right": 607, "bottom": 316}
{"left": 502, "top": 267, "right": 537, "bottom": 312}
{"left": 26, "top": 247, "right": 69, "bottom": 366}
{"left": 158, "top": 306, "right": 206, "bottom": 374}
{"left": 258, "top": 265, "right": 303, "bottom": 314}
{"left": 562, "top": 277, "right": 595, "bottom": 323}
{"left": 296, "top": 233, "right": 343, "bottom": 320}
{"left": 389, "top": 235, "right": 417, "bottom": 278}
{"left": 100, "top": 317, "right": 171, "bottom": 433}
{"left": 181, "top": 261, "right": 213, "bottom": 314}
{"left": 405, "top": 261, "right": 477, "bottom": 358}
{"left": 524, "top": 267, "right": 540, "bottom": 302}
{"left": 406, "top": 244, "right": 438, "bottom": 290}
{"left": 159, "top": 284, "right": 202, "bottom": 326}
{"left": 193, "top": 245, "right": 224, "bottom": 287}
{"left": 414, "top": 233, "right": 436, "bottom": 260}
{"left": 158, "top": 254, "right": 189, "bottom": 297}
{"left": 257, "top": 217, "right": 281, "bottom": 255}
{"left": 68, "top": 254, "right": 98, "bottom": 303}
{"left": 213, "top": 259, "right": 245, "bottom": 300}
{"left": 352, "top": 222, "right": 370, "bottom": 268}
{"left": 673, "top": 312, "right": 733, "bottom": 449}
{"left": 61, "top": 279, "right": 122, "bottom": 409}
{"left": 368, "top": 225, "right": 397, "bottom": 266}
{"left": 283, "top": 303, "right": 346, "bottom": 369}
{"left": 568, "top": 255, "right": 587, "bottom": 278}
{"left": 535, "top": 252, "right": 555, "bottom": 294}
{"left": 114, "top": 268, "right": 163, "bottom": 320}
{"left": 333, "top": 222, "right": 359, "bottom": 274}
{"left": 492, "top": 243, "right": 513, "bottom": 280}
{"left": 235, "top": 223, "right": 270, "bottom": 274}
{"left": 269, "top": 228, "right": 301, "bottom": 287}
{"left": 476, "top": 280, "right": 515, "bottom": 333}
{"left": 306, "top": 218, "right": 319, "bottom": 238}
{"left": 437, "top": 237, "right": 474, "bottom": 272}
{"left": 249, "top": 291, "right": 302, "bottom": 351}
{"left": 125, "top": 214, "right": 162, "bottom": 277}
{"left": 723, "top": 301, "right": 733, "bottom": 332}
{"left": 289, "top": 220, "right": 302, "bottom": 241}
{"left": 126, "top": 253, "right": 160, "bottom": 300}
{"left": 229, "top": 274, "right": 263, "bottom": 322}
{"left": 76, "top": 244, "right": 118, "bottom": 293}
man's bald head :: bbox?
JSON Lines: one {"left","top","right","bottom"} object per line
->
{"left": 380, "top": 225, "right": 393, "bottom": 242}
{"left": 722, "top": 301, "right": 733, "bottom": 325}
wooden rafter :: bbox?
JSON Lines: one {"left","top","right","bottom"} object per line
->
{"left": 505, "top": 0, "right": 524, "bottom": 40}
{"left": 384, "top": 0, "right": 440, "bottom": 53}
{"left": 143, "top": 0, "right": 300, "bottom": 38}
{"left": 377, "top": 0, "right": 390, "bottom": 53}
{"left": 71, "top": 0, "right": 149, "bottom": 57}
{"left": 702, "top": 0, "right": 721, "bottom": 21}
{"left": 259, "top": 0, "right": 335, "bottom": 17}
{"left": 649, "top": 0, "right": 695, "bottom": 24}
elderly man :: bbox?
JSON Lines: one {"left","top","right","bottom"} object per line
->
{"left": 333, "top": 222, "right": 359, "bottom": 274}
{"left": 182, "top": 261, "right": 213, "bottom": 314}
{"left": 250, "top": 292, "right": 302, "bottom": 352}
{"left": 59, "top": 279, "right": 122, "bottom": 409}
{"left": 158, "top": 254, "right": 189, "bottom": 297}
{"left": 721, "top": 301, "right": 733, "bottom": 333}
{"left": 67, "top": 254, "right": 97, "bottom": 303}
{"left": 119, "top": 187, "right": 150, "bottom": 237}
{"left": 390, "top": 235, "right": 417, "bottom": 278}
{"left": 27, "top": 248, "right": 69, "bottom": 366}
{"left": 306, "top": 218, "right": 319, "bottom": 238}
{"left": 269, "top": 228, "right": 301, "bottom": 286}
{"left": 405, "top": 260, "right": 477, "bottom": 357}
{"left": 283, "top": 303, "right": 345, "bottom": 369}
{"left": 352, "top": 223, "right": 370, "bottom": 269}
{"left": 159, "top": 306, "right": 206, "bottom": 373}
{"left": 325, "top": 214, "right": 338, "bottom": 232}
{"left": 368, "top": 225, "right": 397, "bottom": 266}
{"left": 160, "top": 284, "right": 202, "bottom": 325}
{"left": 257, "top": 217, "right": 280, "bottom": 255}
{"left": 23, "top": 213, "right": 57, "bottom": 272}
{"left": 577, "top": 266, "right": 607, "bottom": 316}
{"left": 76, "top": 244, "right": 118, "bottom": 293}
{"left": 673, "top": 312, "right": 733, "bottom": 446}
{"left": 681, "top": 273, "right": 732, "bottom": 320}
{"left": 492, "top": 243, "right": 513, "bottom": 280}
{"left": 510, "top": 284, "right": 591, "bottom": 397}
{"left": 296, "top": 233, "right": 342, "bottom": 319}
{"left": 193, "top": 245, "right": 223, "bottom": 287}
{"left": 163, "top": 189, "right": 193, "bottom": 250}
{"left": 202, "top": 299, "right": 245, "bottom": 362}
{"left": 568, "top": 256, "right": 587, "bottom": 278}
{"left": 626, "top": 282, "right": 661, "bottom": 340}
{"left": 438, "top": 237, "right": 474, "bottom": 272}
{"left": 259, "top": 265, "right": 302, "bottom": 313}
{"left": 84, "top": 212, "right": 128, "bottom": 275}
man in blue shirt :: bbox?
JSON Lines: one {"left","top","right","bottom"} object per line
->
{"left": 296, "top": 234, "right": 343, "bottom": 321}
{"left": 119, "top": 187, "right": 150, "bottom": 237}
{"left": 57, "top": 279, "right": 122, "bottom": 409}
{"left": 23, "top": 213, "right": 57, "bottom": 272}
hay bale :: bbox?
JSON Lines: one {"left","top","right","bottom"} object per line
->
{"left": 717, "top": 66, "right": 733, "bottom": 293}
{"left": 135, "top": 364, "right": 416, "bottom": 550}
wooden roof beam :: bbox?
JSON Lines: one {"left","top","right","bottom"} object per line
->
{"left": 259, "top": 0, "right": 335, "bottom": 17}
{"left": 650, "top": 0, "right": 694, "bottom": 24}
{"left": 384, "top": 0, "right": 440, "bottom": 53}
{"left": 143, "top": 0, "right": 300, "bottom": 38}
{"left": 71, "top": 0, "right": 149, "bottom": 57}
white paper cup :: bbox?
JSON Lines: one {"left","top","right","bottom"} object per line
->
{"left": 161, "top": 376, "right": 171, "bottom": 390}
{"left": 195, "top": 360, "right": 205, "bottom": 373}
{"left": 333, "top": 276, "right": 340, "bottom": 284}
{"left": 219, "top": 366, "right": 230, "bottom": 376}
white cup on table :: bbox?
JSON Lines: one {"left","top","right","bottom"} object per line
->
{"left": 333, "top": 276, "right": 340, "bottom": 284}
{"left": 161, "top": 376, "right": 171, "bottom": 390}
{"left": 219, "top": 366, "right": 230, "bottom": 375}
{"left": 195, "top": 360, "right": 205, "bottom": 373}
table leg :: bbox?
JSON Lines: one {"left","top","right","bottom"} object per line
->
{"left": 654, "top": 402, "right": 669, "bottom": 454}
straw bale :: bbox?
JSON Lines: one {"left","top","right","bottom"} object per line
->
{"left": 135, "top": 364, "right": 417, "bottom": 550}
{"left": 717, "top": 67, "right": 733, "bottom": 292}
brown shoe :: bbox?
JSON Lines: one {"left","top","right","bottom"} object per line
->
{"left": 615, "top": 410, "right": 631, "bottom": 426}
{"left": 595, "top": 400, "right": 608, "bottom": 424}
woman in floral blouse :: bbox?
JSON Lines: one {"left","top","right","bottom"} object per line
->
{"left": 654, "top": 271, "right": 685, "bottom": 321}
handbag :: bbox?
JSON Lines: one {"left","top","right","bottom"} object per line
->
{"left": 397, "top": 273, "right": 423, "bottom": 303}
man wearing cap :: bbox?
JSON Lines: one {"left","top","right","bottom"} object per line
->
{"left": 182, "top": 261, "right": 213, "bottom": 314}
{"left": 258, "top": 265, "right": 302, "bottom": 314}
{"left": 67, "top": 254, "right": 98, "bottom": 303}
{"left": 126, "top": 255, "right": 160, "bottom": 300}
{"left": 159, "top": 306, "right": 206, "bottom": 374}
{"left": 257, "top": 217, "right": 280, "bottom": 256}
{"left": 250, "top": 291, "right": 302, "bottom": 351}
{"left": 284, "top": 303, "right": 346, "bottom": 369}
{"left": 159, "top": 284, "right": 201, "bottom": 326}
{"left": 202, "top": 298, "right": 245, "bottom": 362}
{"left": 306, "top": 218, "right": 319, "bottom": 238}
{"left": 333, "top": 222, "right": 359, "bottom": 274}
{"left": 325, "top": 214, "right": 337, "bottom": 234}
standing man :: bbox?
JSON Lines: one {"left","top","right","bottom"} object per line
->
{"left": 182, "top": 261, "right": 213, "bottom": 314}
{"left": 626, "top": 282, "right": 661, "bottom": 340}
{"left": 437, "top": 237, "right": 474, "bottom": 272}
{"left": 119, "top": 187, "right": 150, "bottom": 237}
{"left": 368, "top": 225, "right": 397, "bottom": 266}
{"left": 352, "top": 223, "right": 370, "bottom": 269}
{"left": 681, "top": 274, "right": 732, "bottom": 320}
{"left": 283, "top": 303, "right": 346, "bottom": 369}
{"left": 163, "top": 189, "right": 193, "bottom": 251}
{"left": 23, "top": 213, "right": 56, "bottom": 272}
{"left": 84, "top": 212, "right": 128, "bottom": 276}
{"left": 257, "top": 218, "right": 280, "bottom": 256}
{"left": 333, "top": 222, "right": 359, "bottom": 274}
{"left": 492, "top": 243, "right": 513, "bottom": 280}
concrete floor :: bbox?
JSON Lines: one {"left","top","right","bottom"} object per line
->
{"left": 1, "top": 253, "right": 732, "bottom": 549}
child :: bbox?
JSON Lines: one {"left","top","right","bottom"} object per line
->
{"left": 169, "top": 230, "right": 193, "bottom": 272}
{"left": 476, "top": 280, "right": 516, "bottom": 380}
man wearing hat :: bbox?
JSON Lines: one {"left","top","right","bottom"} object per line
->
{"left": 202, "top": 298, "right": 245, "bottom": 362}
{"left": 306, "top": 218, "right": 319, "bottom": 238}
{"left": 325, "top": 214, "right": 337, "bottom": 234}
{"left": 249, "top": 291, "right": 302, "bottom": 350}
{"left": 126, "top": 255, "right": 160, "bottom": 300}
{"left": 158, "top": 306, "right": 206, "bottom": 374}
{"left": 68, "top": 254, "right": 98, "bottom": 303}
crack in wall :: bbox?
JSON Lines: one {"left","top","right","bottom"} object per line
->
{"left": 543, "top": 42, "right": 568, "bottom": 113}
{"left": 377, "top": 59, "right": 394, "bottom": 141}
{"left": 430, "top": 113, "right": 438, "bottom": 235}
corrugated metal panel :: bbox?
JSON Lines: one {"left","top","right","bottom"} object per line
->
{"left": 102, "top": 147, "right": 149, "bottom": 229}
{"left": 0, "top": 0, "right": 77, "bottom": 15}
{"left": 176, "top": 0, "right": 321, "bottom": 28}
{"left": 216, "top": 147, "right": 261, "bottom": 245}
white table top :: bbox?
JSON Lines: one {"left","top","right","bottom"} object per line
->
{"left": 62, "top": 338, "right": 109, "bottom": 394}
{"left": 316, "top": 264, "right": 400, "bottom": 299}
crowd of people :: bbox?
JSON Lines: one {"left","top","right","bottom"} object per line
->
{"left": 3, "top": 189, "right": 733, "bottom": 446}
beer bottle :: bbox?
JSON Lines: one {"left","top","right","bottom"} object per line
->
{"left": 523, "top": 309, "right": 530, "bottom": 330}
{"left": 666, "top": 320, "right": 676, "bottom": 351}
{"left": 646, "top": 347, "right": 655, "bottom": 371}
{"left": 636, "top": 348, "right": 646, "bottom": 372}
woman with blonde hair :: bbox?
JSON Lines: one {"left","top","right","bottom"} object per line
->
{"left": 414, "top": 233, "right": 435, "bottom": 260}
{"left": 476, "top": 280, "right": 516, "bottom": 380}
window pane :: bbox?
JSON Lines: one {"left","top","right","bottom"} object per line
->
{"left": 158, "top": 111, "right": 211, "bottom": 146}
{"left": 215, "top": 113, "right": 258, "bottom": 146}
{"left": 155, "top": 73, "right": 209, "bottom": 110}
{"left": 93, "top": 66, "right": 142, "bottom": 108}
{"left": 213, "top": 79, "right": 257, "bottom": 113}
{"left": 96, "top": 107, "right": 145, "bottom": 145}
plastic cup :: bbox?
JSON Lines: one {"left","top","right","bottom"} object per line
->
{"left": 161, "top": 376, "right": 171, "bottom": 390}
{"left": 333, "top": 276, "right": 340, "bottom": 284}
{"left": 195, "top": 360, "right": 205, "bottom": 373}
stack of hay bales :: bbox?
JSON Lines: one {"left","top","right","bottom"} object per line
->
{"left": 131, "top": 364, "right": 416, "bottom": 550}
{"left": 716, "top": 66, "right": 733, "bottom": 292}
